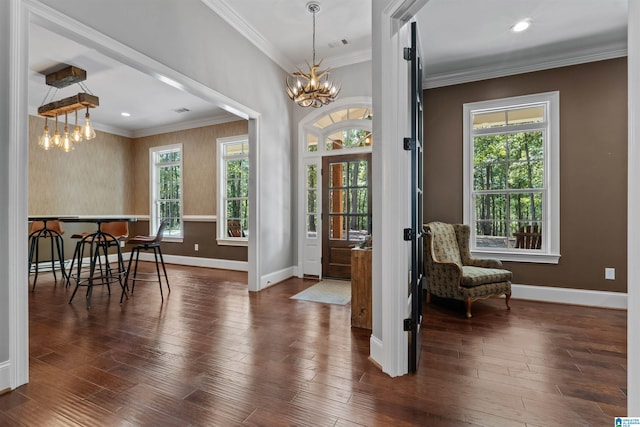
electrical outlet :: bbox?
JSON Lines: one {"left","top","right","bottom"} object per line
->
{"left": 120, "top": 241, "right": 125, "bottom": 248}
{"left": 194, "top": 243, "right": 199, "bottom": 251}
{"left": 605, "top": 268, "right": 615, "bottom": 280}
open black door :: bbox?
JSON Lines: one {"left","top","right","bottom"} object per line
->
{"left": 404, "top": 21, "right": 424, "bottom": 373}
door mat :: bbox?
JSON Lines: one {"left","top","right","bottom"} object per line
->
{"left": 290, "top": 279, "right": 351, "bottom": 305}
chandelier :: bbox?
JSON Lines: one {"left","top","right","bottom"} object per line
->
{"left": 285, "top": 2, "right": 340, "bottom": 108}
{"left": 37, "top": 65, "right": 99, "bottom": 152}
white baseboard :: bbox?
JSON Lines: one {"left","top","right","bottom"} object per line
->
{"left": 260, "top": 266, "right": 296, "bottom": 290}
{"left": 369, "top": 335, "right": 384, "bottom": 368}
{"left": 135, "top": 252, "right": 248, "bottom": 272}
{"left": 0, "top": 361, "right": 10, "bottom": 392}
{"left": 57, "top": 253, "right": 248, "bottom": 273}
{"left": 512, "top": 283, "right": 627, "bottom": 309}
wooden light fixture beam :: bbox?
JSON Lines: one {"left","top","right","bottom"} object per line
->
{"left": 37, "top": 93, "right": 99, "bottom": 118}
{"left": 37, "top": 65, "right": 99, "bottom": 118}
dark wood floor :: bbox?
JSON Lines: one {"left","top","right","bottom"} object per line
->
{"left": 0, "top": 263, "right": 627, "bottom": 426}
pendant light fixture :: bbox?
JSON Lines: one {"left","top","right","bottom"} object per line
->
{"left": 37, "top": 65, "right": 99, "bottom": 151}
{"left": 285, "top": 2, "right": 340, "bottom": 108}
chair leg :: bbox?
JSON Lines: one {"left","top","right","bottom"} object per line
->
{"left": 48, "top": 231, "right": 57, "bottom": 282}
{"left": 465, "top": 298, "right": 473, "bottom": 319}
{"left": 66, "top": 241, "right": 82, "bottom": 288}
{"left": 157, "top": 246, "right": 170, "bottom": 292}
{"left": 131, "top": 247, "right": 141, "bottom": 294}
{"left": 153, "top": 247, "right": 163, "bottom": 301}
{"left": 28, "top": 236, "right": 39, "bottom": 291}
{"left": 124, "top": 247, "right": 135, "bottom": 289}
{"left": 54, "top": 233, "right": 67, "bottom": 281}
{"left": 505, "top": 292, "right": 512, "bottom": 311}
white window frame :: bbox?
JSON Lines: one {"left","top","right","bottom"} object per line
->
{"left": 149, "top": 143, "right": 183, "bottom": 241}
{"left": 463, "top": 92, "right": 560, "bottom": 264}
{"left": 217, "top": 135, "right": 249, "bottom": 247}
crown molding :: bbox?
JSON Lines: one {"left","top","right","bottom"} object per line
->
{"left": 424, "top": 42, "right": 628, "bottom": 89}
{"left": 321, "top": 48, "right": 372, "bottom": 70}
{"left": 200, "top": 0, "right": 295, "bottom": 72}
{"left": 132, "top": 114, "right": 241, "bottom": 138}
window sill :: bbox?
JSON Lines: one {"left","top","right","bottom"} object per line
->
{"left": 161, "top": 237, "right": 183, "bottom": 243}
{"left": 471, "top": 250, "right": 560, "bottom": 264}
{"left": 217, "top": 238, "right": 248, "bottom": 247}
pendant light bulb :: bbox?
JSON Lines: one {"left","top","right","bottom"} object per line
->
{"left": 60, "top": 114, "right": 74, "bottom": 152}
{"left": 52, "top": 115, "right": 61, "bottom": 147}
{"left": 82, "top": 108, "right": 96, "bottom": 140}
{"left": 71, "top": 110, "right": 83, "bottom": 142}
{"left": 38, "top": 117, "right": 53, "bottom": 150}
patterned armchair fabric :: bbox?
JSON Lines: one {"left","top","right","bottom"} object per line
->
{"left": 424, "top": 222, "right": 512, "bottom": 318}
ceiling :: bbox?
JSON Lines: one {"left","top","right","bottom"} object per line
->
{"left": 28, "top": 0, "right": 628, "bottom": 138}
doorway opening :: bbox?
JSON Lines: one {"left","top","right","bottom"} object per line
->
{"left": 297, "top": 99, "right": 373, "bottom": 279}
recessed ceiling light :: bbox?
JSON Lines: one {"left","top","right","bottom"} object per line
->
{"left": 121, "top": 112, "right": 131, "bottom": 117}
{"left": 511, "top": 19, "right": 531, "bottom": 33}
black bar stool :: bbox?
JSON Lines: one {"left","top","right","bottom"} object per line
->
{"left": 28, "top": 220, "right": 67, "bottom": 290}
{"left": 122, "top": 221, "right": 170, "bottom": 302}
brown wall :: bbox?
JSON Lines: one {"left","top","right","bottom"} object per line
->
{"left": 129, "top": 220, "right": 247, "bottom": 262}
{"left": 29, "top": 117, "right": 249, "bottom": 262}
{"left": 424, "top": 58, "right": 628, "bottom": 292}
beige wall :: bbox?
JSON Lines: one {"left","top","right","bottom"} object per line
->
{"left": 424, "top": 58, "right": 628, "bottom": 292}
{"left": 29, "top": 117, "right": 249, "bottom": 262}
{"left": 29, "top": 115, "right": 135, "bottom": 215}
{"left": 131, "top": 120, "right": 248, "bottom": 215}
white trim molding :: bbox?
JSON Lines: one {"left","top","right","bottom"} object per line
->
{"left": 200, "top": 0, "right": 295, "bottom": 72}
{"left": 512, "top": 284, "right": 627, "bottom": 310}
{"left": 8, "top": 0, "right": 29, "bottom": 391}
{"left": 260, "top": 266, "right": 296, "bottom": 290}
{"left": 135, "top": 252, "right": 248, "bottom": 272}
{"left": 183, "top": 215, "right": 217, "bottom": 222}
{"left": 627, "top": 0, "right": 640, "bottom": 414}
{"left": 424, "top": 42, "right": 627, "bottom": 89}
{"left": 0, "top": 361, "right": 11, "bottom": 392}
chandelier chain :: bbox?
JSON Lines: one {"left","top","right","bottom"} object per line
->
{"left": 312, "top": 8, "right": 316, "bottom": 65}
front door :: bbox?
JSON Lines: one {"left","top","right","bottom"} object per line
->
{"left": 322, "top": 153, "right": 372, "bottom": 279}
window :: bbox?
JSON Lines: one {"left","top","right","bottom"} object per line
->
{"left": 306, "top": 107, "right": 373, "bottom": 153}
{"left": 463, "top": 92, "right": 560, "bottom": 263}
{"left": 306, "top": 163, "right": 318, "bottom": 238}
{"left": 217, "top": 135, "right": 249, "bottom": 245}
{"left": 150, "top": 144, "right": 183, "bottom": 239}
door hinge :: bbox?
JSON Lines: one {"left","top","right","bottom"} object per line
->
{"left": 403, "top": 137, "right": 413, "bottom": 151}
{"left": 403, "top": 228, "right": 413, "bottom": 241}
{"left": 403, "top": 47, "right": 413, "bottom": 61}
{"left": 403, "top": 318, "right": 415, "bottom": 331}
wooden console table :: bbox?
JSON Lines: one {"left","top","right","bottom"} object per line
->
{"left": 351, "top": 248, "right": 372, "bottom": 329}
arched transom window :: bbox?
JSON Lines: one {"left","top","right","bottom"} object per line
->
{"left": 305, "top": 107, "right": 373, "bottom": 154}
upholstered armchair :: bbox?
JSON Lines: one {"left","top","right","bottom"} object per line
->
{"left": 424, "top": 222, "right": 512, "bottom": 318}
